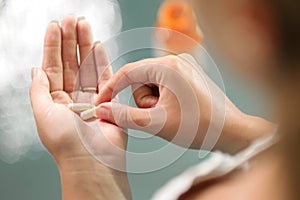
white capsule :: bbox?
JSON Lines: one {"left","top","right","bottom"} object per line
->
{"left": 80, "top": 107, "right": 97, "bottom": 121}
{"left": 67, "top": 103, "right": 93, "bottom": 112}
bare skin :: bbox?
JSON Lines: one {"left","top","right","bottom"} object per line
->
{"left": 30, "top": 15, "right": 131, "bottom": 200}
{"left": 30, "top": 2, "right": 281, "bottom": 198}
{"left": 95, "top": 54, "right": 276, "bottom": 154}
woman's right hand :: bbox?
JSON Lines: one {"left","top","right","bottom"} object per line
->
{"left": 95, "top": 54, "right": 275, "bottom": 153}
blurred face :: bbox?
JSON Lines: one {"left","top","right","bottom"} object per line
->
{"left": 193, "top": 0, "right": 277, "bottom": 81}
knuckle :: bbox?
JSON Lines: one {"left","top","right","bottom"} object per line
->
{"left": 179, "top": 53, "right": 194, "bottom": 60}
{"left": 118, "top": 64, "right": 132, "bottom": 79}
{"left": 44, "top": 65, "right": 62, "bottom": 75}
{"left": 165, "top": 55, "right": 178, "bottom": 63}
{"left": 178, "top": 53, "right": 196, "bottom": 65}
{"left": 164, "top": 55, "right": 180, "bottom": 70}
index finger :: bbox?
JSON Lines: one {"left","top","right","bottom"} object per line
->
{"left": 95, "top": 56, "right": 174, "bottom": 105}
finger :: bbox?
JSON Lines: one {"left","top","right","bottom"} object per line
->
{"left": 132, "top": 84, "right": 158, "bottom": 108}
{"left": 93, "top": 43, "right": 113, "bottom": 90}
{"left": 77, "top": 17, "right": 94, "bottom": 64}
{"left": 95, "top": 56, "right": 170, "bottom": 105}
{"left": 61, "top": 15, "right": 79, "bottom": 93}
{"left": 42, "top": 21, "right": 63, "bottom": 92}
{"left": 30, "top": 68, "right": 53, "bottom": 118}
{"left": 77, "top": 18, "right": 97, "bottom": 92}
{"left": 79, "top": 43, "right": 98, "bottom": 93}
{"left": 95, "top": 102, "right": 153, "bottom": 130}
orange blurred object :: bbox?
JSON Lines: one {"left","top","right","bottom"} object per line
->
{"left": 156, "top": 0, "right": 202, "bottom": 53}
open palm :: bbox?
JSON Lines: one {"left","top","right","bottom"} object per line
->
{"left": 30, "top": 15, "right": 127, "bottom": 171}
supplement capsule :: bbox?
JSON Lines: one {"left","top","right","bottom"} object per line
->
{"left": 80, "top": 107, "right": 97, "bottom": 121}
{"left": 67, "top": 103, "right": 93, "bottom": 112}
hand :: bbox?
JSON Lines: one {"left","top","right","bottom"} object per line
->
{"left": 95, "top": 54, "right": 276, "bottom": 153}
{"left": 30, "top": 15, "right": 130, "bottom": 199}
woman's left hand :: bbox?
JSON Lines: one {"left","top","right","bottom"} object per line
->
{"left": 30, "top": 15, "right": 130, "bottom": 200}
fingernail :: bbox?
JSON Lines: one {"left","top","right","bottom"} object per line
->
{"left": 31, "top": 67, "right": 39, "bottom": 79}
{"left": 97, "top": 106, "right": 110, "bottom": 120}
{"left": 77, "top": 16, "right": 85, "bottom": 21}
{"left": 50, "top": 20, "right": 59, "bottom": 24}
{"left": 93, "top": 41, "right": 101, "bottom": 48}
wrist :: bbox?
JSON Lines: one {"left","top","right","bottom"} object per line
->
{"left": 216, "top": 112, "right": 276, "bottom": 154}
{"left": 57, "top": 155, "right": 131, "bottom": 200}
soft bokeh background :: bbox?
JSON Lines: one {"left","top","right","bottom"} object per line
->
{"left": 0, "top": 0, "right": 269, "bottom": 199}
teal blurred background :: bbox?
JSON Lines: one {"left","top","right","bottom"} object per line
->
{"left": 0, "top": 0, "right": 268, "bottom": 199}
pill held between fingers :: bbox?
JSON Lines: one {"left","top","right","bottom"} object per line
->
{"left": 80, "top": 107, "right": 97, "bottom": 121}
{"left": 67, "top": 103, "right": 93, "bottom": 112}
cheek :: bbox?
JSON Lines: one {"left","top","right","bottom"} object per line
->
{"left": 213, "top": 19, "right": 275, "bottom": 77}
{"left": 195, "top": 0, "right": 225, "bottom": 30}
{"left": 195, "top": 1, "right": 276, "bottom": 80}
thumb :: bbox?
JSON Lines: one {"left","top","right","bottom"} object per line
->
{"left": 29, "top": 68, "right": 53, "bottom": 117}
{"left": 95, "top": 102, "right": 166, "bottom": 134}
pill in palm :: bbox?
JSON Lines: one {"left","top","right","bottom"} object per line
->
{"left": 80, "top": 107, "right": 97, "bottom": 121}
{"left": 67, "top": 103, "right": 93, "bottom": 112}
